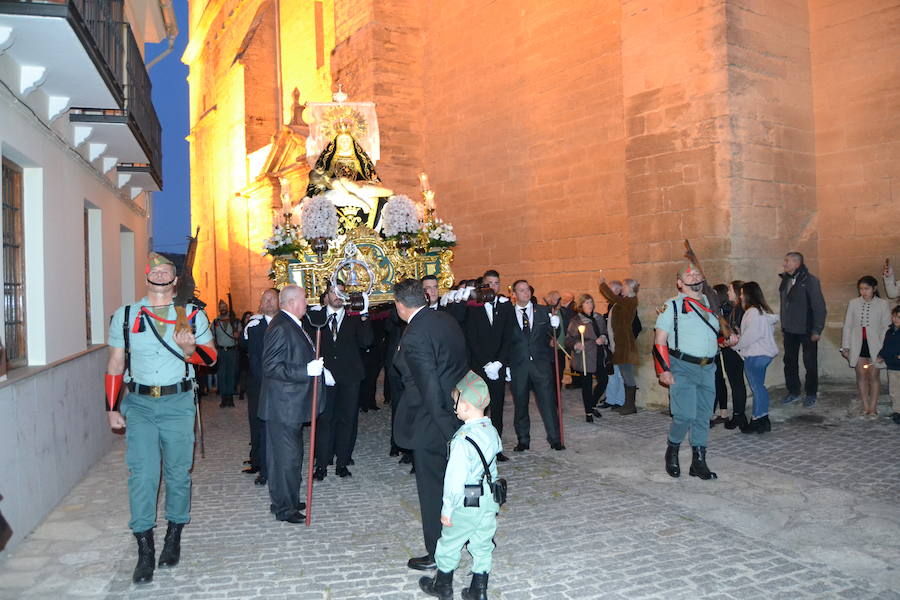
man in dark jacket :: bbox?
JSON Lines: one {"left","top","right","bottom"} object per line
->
{"left": 778, "top": 252, "right": 827, "bottom": 407}
{"left": 241, "top": 288, "right": 280, "bottom": 485}
{"left": 392, "top": 278, "right": 468, "bottom": 571}
{"left": 259, "top": 285, "right": 329, "bottom": 523}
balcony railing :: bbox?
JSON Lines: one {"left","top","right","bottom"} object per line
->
{"left": 0, "top": 0, "right": 162, "bottom": 187}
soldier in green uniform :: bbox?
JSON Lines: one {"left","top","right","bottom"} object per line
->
{"left": 104, "top": 252, "right": 216, "bottom": 584}
{"left": 653, "top": 264, "right": 736, "bottom": 481}
{"left": 420, "top": 371, "right": 502, "bottom": 600}
{"left": 213, "top": 299, "right": 241, "bottom": 407}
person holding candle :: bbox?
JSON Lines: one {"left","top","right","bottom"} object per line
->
{"left": 840, "top": 275, "right": 892, "bottom": 418}
{"left": 565, "top": 294, "right": 610, "bottom": 423}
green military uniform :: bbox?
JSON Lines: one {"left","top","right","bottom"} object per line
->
{"left": 108, "top": 298, "right": 212, "bottom": 533}
{"left": 435, "top": 415, "right": 502, "bottom": 574}
{"left": 655, "top": 292, "right": 719, "bottom": 448}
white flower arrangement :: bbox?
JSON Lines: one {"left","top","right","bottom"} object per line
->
{"left": 424, "top": 218, "right": 456, "bottom": 246}
{"left": 261, "top": 219, "right": 303, "bottom": 257}
{"left": 381, "top": 195, "right": 423, "bottom": 237}
{"left": 301, "top": 195, "right": 339, "bottom": 240}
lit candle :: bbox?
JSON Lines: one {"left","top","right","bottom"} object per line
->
{"left": 419, "top": 172, "right": 431, "bottom": 192}
{"left": 577, "top": 324, "right": 587, "bottom": 375}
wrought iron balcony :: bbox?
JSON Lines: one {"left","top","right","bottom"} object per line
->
{"left": 0, "top": 0, "right": 162, "bottom": 189}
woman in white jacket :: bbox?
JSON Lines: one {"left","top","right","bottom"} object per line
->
{"left": 732, "top": 282, "right": 780, "bottom": 434}
{"left": 840, "top": 275, "right": 892, "bottom": 418}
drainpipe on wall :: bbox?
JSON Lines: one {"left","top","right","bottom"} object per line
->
{"left": 146, "top": 0, "right": 179, "bottom": 69}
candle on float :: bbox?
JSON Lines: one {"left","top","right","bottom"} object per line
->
{"left": 577, "top": 324, "right": 587, "bottom": 375}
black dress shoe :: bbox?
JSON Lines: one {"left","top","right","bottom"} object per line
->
{"left": 254, "top": 475, "right": 267, "bottom": 486}
{"left": 496, "top": 452, "right": 509, "bottom": 462}
{"left": 336, "top": 466, "right": 352, "bottom": 478}
{"left": 551, "top": 442, "right": 566, "bottom": 451}
{"left": 598, "top": 402, "right": 612, "bottom": 409}
{"left": 407, "top": 554, "right": 436, "bottom": 571}
{"left": 313, "top": 466, "right": 327, "bottom": 481}
{"left": 591, "top": 407, "right": 603, "bottom": 418}
{"left": 399, "top": 454, "right": 413, "bottom": 464}
{"left": 389, "top": 447, "right": 400, "bottom": 457}
{"left": 360, "top": 406, "right": 369, "bottom": 413}
{"left": 349, "top": 458, "right": 355, "bottom": 465}
{"left": 370, "top": 405, "right": 380, "bottom": 411}
{"left": 243, "top": 459, "right": 252, "bottom": 465}
{"left": 278, "top": 512, "right": 305, "bottom": 524}
{"left": 242, "top": 465, "right": 259, "bottom": 474}
{"left": 513, "top": 443, "right": 530, "bottom": 452}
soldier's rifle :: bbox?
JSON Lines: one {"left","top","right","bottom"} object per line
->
{"left": 174, "top": 228, "right": 206, "bottom": 458}
{"left": 683, "top": 239, "right": 734, "bottom": 339}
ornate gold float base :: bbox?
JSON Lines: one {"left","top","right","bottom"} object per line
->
{"left": 271, "top": 227, "right": 454, "bottom": 304}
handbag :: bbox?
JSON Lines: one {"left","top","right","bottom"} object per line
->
{"left": 465, "top": 437, "right": 507, "bottom": 506}
{"left": 590, "top": 315, "right": 615, "bottom": 375}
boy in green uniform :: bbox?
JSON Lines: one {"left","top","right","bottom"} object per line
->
{"left": 420, "top": 371, "right": 502, "bottom": 600}
{"left": 105, "top": 252, "right": 216, "bottom": 584}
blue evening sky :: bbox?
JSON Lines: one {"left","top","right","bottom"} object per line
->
{"left": 146, "top": 0, "right": 190, "bottom": 254}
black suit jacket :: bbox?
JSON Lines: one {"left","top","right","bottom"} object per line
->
{"left": 392, "top": 307, "right": 468, "bottom": 451}
{"left": 304, "top": 307, "right": 374, "bottom": 383}
{"left": 259, "top": 310, "right": 325, "bottom": 425}
{"left": 242, "top": 315, "right": 269, "bottom": 384}
{"left": 506, "top": 303, "right": 556, "bottom": 367}
{"left": 465, "top": 300, "right": 514, "bottom": 368}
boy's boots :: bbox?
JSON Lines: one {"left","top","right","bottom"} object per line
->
{"left": 419, "top": 569, "right": 453, "bottom": 600}
{"left": 461, "top": 572, "right": 489, "bottom": 600}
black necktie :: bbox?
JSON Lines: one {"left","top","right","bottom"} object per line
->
{"left": 521, "top": 308, "right": 530, "bottom": 335}
{"left": 330, "top": 315, "right": 338, "bottom": 341}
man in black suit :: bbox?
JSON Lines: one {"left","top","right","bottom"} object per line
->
{"left": 392, "top": 278, "right": 467, "bottom": 571}
{"left": 307, "top": 282, "right": 373, "bottom": 480}
{"left": 259, "top": 285, "right": 329, "bottom": 523}
{"left": 465, "top": 269, "right": 513, "bottom": 461}
{"left": 241, "top": 288, "right": 280, "bottom": 485}
{"left": 507, "top": 279, "right": 565, "bottom": 451}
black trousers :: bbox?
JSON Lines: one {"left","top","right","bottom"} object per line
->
{"left": 579, "top": 370, "right": 609, "bottom": 413}
{"left": 246, "top": 379, "right": 267, "bottom": 475}
{"left": 358, "top": 348, "right": 381, "bottom": 410}
{"left": 266, "top": 419, "right": 304, "bottom": 519}
{"left": 721, "top": 347, "right": 747, "bottom": 417}
{"left": 474, "top": 366, "right": 507, "bottom": 438}
{"left": 412, "top": 445, "right": 447, "bottom": 556}
{"left": 511, "top": 360, "right": 561, "bottom": 446}
{"left": 714, "top": 354, "right": 728, "bottom": 411}
{"left": 315, "top": 380, "right": 361, "bottom": 468}
{"left": 783, "top": 331, "right": 819, "bottom": 396}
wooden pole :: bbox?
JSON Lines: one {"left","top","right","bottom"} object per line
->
{"left": 305, "top": 327, "right": 323, "bottom": 527}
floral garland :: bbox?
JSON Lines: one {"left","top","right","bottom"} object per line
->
{"left": 261, "top": 219, "right": 303, "bottom": 257}
{"left": 381, "top": 195, "right": 422, "bottom": 237}
{"left": 301, "top": 195, "right": 339, "bottom": 240}
{"left": 423, "top": 218, "right": 456, "bottom": 247}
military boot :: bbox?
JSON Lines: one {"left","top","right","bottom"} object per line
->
{"left": 157, "top": 521, "right": 184, "bottom": 568}
{"left": 132, "top": 529, "right": 155, "bottom": 584}
{"left": 418, "top": 569, "right": 453, "bottom": 600}
{"left": 665, "top": 440, "right": 680, "bottom": 478}
{"left": 461, "top": 572, "right": 489, "bottom": 600}
{"left": 689, "top": 446, "right": 718, "bottom": 480}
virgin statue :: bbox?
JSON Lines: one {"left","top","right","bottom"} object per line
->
{"left": 306, "top": 130, "right": 392, "bottom": 232}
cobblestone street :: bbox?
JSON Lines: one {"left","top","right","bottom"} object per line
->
{"left": 1, "top": 382, "right": 899, "bottom": 599}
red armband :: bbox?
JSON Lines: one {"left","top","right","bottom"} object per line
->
{"left": 187, "top": 344, "right": 217, "bottom": 366}
{"left": 652, "top": 344, "right": 671, "bottom": 375}
{"left": 105, "top": 373, "right": 124, "bottom": 411}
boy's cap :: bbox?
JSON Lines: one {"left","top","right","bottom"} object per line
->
{"left": 455, "top": 371, "right": 490, "bottom": 410}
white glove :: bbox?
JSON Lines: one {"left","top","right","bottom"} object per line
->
{"left": 462, "top": 286, "right": 475, "bottom": 301}
{"left": 323, "top": 367, "right": 336, "bottom": 387}
{"left": 483, "top": 361, "right": 502, "bottom": 381}
{"left": 306, "top": 358, "right": 324, "bottom": 377}
{"left": 440, "top": 291, "right": 454, "bottom": 307}
{"left": 549, "top": 314, "right": 561, "bottom": 328}
{"left": 498, "top": 296, "right": 509, "bottom": 303}
{"left": 505, "top": 367, "right": 511, "bottom": 382}
{"left": 360, "top": 293, "right": 370, "bottom": 315}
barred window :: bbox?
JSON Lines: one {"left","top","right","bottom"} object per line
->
{"left": 2, "top": 159, "right": 27, "bottom": 366}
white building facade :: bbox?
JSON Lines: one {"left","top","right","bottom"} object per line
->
{"left": 0, "top": 0, "right": 174, "bottom": 553}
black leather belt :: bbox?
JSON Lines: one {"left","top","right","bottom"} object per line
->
{"left": 128, "top": 380, "right": 193, "bottom": 398}
{"left": 670, "top": 349, "right": 717, "bottom": 366}
{"left": 220, "top": 346, "right": 237, "bottom": 350}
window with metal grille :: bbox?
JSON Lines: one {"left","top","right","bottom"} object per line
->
{"left": 2, "top": 159, "right": 27, "bottom": 367}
